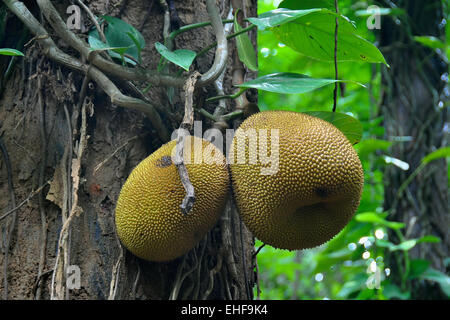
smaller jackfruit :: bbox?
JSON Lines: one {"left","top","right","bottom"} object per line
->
{"left": 115, "top": 136, "right": 229, "bottom": 262}
{"left": 229, "top": 111, "right": 364, "bottom": 250}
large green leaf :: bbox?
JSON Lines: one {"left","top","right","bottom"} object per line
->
{"left": 279, "top": 0, "right": 335, "bottom": 10}
{"left": 234, "top": 13, "right": 258, "bottom": 71}
{"left": 303, "top": 111, "right": 363, "bottom": 145}
{"left": 0, "top": 48, "right": 24, "bottom": 56}
{"left": 270, "top": 10, "right": 388, "bottom": 64}
{"left": 236, "top": 72, "right": 344, "bottom": 94}
{"left": 155, "top": 42, "right": 196, "bottom": 71}
{"left": 248, "top": 8, "right": 323, "bottom": 30}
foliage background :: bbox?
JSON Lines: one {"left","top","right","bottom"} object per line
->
{"left": 254, "top": 0, "right": 449, "bottom": 300}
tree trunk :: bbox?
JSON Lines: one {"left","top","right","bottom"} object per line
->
{"left": 0, "top": 0, "right": 256, "bottom": 300}
{"left": 379, "top": 0, "right": 449, "bottom": 299}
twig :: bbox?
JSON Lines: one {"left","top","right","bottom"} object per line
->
{"left": 332, "top": 0, "right": 339, "bottom": 113}
{"left": 131, "top": 259, "right": 141, "bottom": 299}
{"left": 51, "top": 97, "right": 90, "bottom": 299}
{"left": 138, "top": 0, "right": 154, "bottom": 32}
{"left": 253, "top": 243, "right": 266, "bottom": 258}
{"left": 108, "top": 237, "right": 124, "bottom": 300}
{"left": 174, "top": 72, "right": 201, "bottom": 214}
{"left": 0, "top": 135, "right": 16, "bottom": 300}
{"left": 93, "top": 134, "right": 144, "bottom": 174}
{"left": 169, "top": 254, "right": 188, "bottom": 300}
{"left": 34, "top": 0, "right": 184, "bottom": 87}
{"left": 202, "top": 250, "right": 223, "bottom": 299}
{"left": 76, "top": 0, "right": 106, "bottom": 43}
{"left": 0, "top": 181, "right": 50, "bottom": 222}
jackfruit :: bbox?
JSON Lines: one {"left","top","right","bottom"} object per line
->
{"left": 229, "top": 111, "right": 364, "bottom": 250}
{"left": 115, "top": 136, "right": 229, "bottom": 262}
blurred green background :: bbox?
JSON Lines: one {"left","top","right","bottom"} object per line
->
{"left": 254, "top": 0, "right": 449, "bottom": 300}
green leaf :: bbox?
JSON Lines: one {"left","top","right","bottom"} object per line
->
{"left": 88, "top": 16, "right": 145, "bottom": 65}
{"left": 236, "top": 72, "right": 350, "bottom": 94}
{"left": 421, "top": 147, "right": 450, "bottom": 164}
{"left": 408, "top": 259, "right": 431, "bottom": 279}
{"left": 303, "top": 111, "right": 363, "bottom": 145}
{"left": 88, "top": 31, "right": 135, "bottom": 64}
{"left": 395, "top": 239, "right": 417, "bottom": 251}
{"left": 271, "top": 10, "right": 388, "bottom": 65}
{"left": 0, "top": 48, "right": 24, "bottom": 56}
{"left": 336, "top": 273, "right": 367, "bottom": 298}
{"left": 102, "top": 15, "right": 145, "bottom": 51}
{"left": 155, "top": 42, "right": 196, "bottom": 71}
{"left": 279, "top": 0, "right": 335, "bottom": 10}
{"left": 247, "top": 8, "right": 323, "bottom": 30}
{"left": 414, "top": 36, "right": 445, "bottom": 49}
{"left": 420, "top": 268, "right": 450, "bottom": 297}
{"left": 355, "top": 212, "right": 405, "bottom": 230}
{"left": 234, "top": 12, "right": 258, "bottom": 71}
{"left": 383, "top": 284, "right": 411, "bottom": 300}
{"left": 376, "top": 239, "right": 396, "bottom": 250}
{"left": 417, "top": 235, "right": 441, "bottom": 244}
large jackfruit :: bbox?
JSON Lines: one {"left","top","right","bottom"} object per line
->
{"left": 229, "top": 111, "right": 364, "bottom": 250}
{"left": 115, "top": 136, "right": 229, "bottom": 262}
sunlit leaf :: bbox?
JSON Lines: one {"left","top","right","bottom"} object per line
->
{"left": 271, "top": 10, "right": 388, "bottom": 64}
{"left": 355, "top": 212, "right": 405, "bottom": 230}
{"left": 414, "top": 36, "right": 445, "bottom": 49}
{"left": 155, "top": 42, "right": 196, "bottom": 71}
{"left": 279, "top": 0, "right": 335, "bottom": 10}
{"left": 236, "top": 72, "right": 358, "bottom": 95}
{"left": 303, "top": 111, "right": 363, "bottom": 145}
{"left": 0, "top": 48, "right": 24, "bottom": 56}
{"left": 395, "top": 239, "right": 418, "bottom": 251}
{"left": 247, "top": 8, "right": 323, "bottom": 30}
{"left": 417, "top": 235, "right": 441, "bottom": 244}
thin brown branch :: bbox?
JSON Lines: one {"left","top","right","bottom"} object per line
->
{"left": 76, "top": 0, "right": 106, "bottom": 43}
{"left": 35, "top": 0, "right": 185, "bottom": 87}
{"left": 0, "top": 181, "right": 50, "bottom": 222}
{"left": 3, "top": 0, "right": 170, "bottom": 142}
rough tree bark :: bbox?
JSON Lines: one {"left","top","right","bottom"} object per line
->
{"left": 379, "top": 0, "right": 449, "bottom": 299}
{"left": 0, "top": 0, "right": 257, "bottom": 300}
